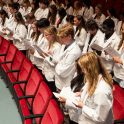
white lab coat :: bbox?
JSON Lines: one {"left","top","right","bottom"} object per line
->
{"left": 35, "top": 8, "right": 49, "bottom": 20}
{"left": 55, "top": 41, "right": 81, "bottom": 90}
{"left": 82, "top": 29, "right": 104, "bottom": 53}
{"left": 27, "top": 24, "right": 33, "bottom": 39}
{"left": 65, "top": 6, "right": 73, "bottom": 15}
{"left": 0, "top": 17, "right": 9, "bottom": 29}
{"left": 82, "top": 6, "right": 94, "bottom": 22}
{"left": 73, "top": 9, "right": 82, "bottom": 16}
{"left": 13, "top": 24, "right": 27, "bottom": 50}
{"left": 74, "top": 28, "right": 87, "bottom": 51}
{"left": 106, "top": 16, "right": 118, "bottom": 30}
{"left": 49, "top": 0, "right": 55, "bottom": 6}
{"left": 19, "top": 7, "right": 32, "bottom": 17}
{"left": 78, "top": 75, "right": 114, "bottom": 124}
{"left": 115, "top": 21, "right": 122, "bottom": 39}
{"left": 57, "top": 15, "right": 67, "bottom": 29}
{"left": 92, "top": 13, "right": 106, "bottom": 28}
{"left": 100, "top": 32, "right": 120, "bottom": 73}
{"left": 113, "top": 47, "right": 124, "bottom": 80}
{"left": 33, "top": 34, "right": 48, "bottom": 70}
{"left": 43, "top": 42, "right": 61, "bottom": 81}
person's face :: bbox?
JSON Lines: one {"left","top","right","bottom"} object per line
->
{"left": 31, "top": 4, "right": 34, "bottom": 9}
{"left": 87, "top": 29, "right": 97, "bottom": 35}
{"left": 26, "top": 18, "right": 31, "bottom": 24}
{"left": 38, "top": 27, "right": 44, "bottom": 33}
{"left": 102, "top": 24, "right": 112, "bottom": 35}
{"left": 44, "top": 32, "right": 54, "bottom": 42}
{"left": 95, "top": 7, "right": 101, "bottom": 15}
{"left": 107, "top": 10, "right": 111, "bottom": 17}
{"left": 32, "top": 23, "right": 37, "bottom": 32}
{"left": 41, "top": 3, "right": 46, "bottom": 9}
{"left": 0, "top": 14, "right": 2, "bottom": 18}
{"left": 74, "top": 3, "right": 77, "bottom": 9}
{"left": 122, "top": 23, "right": 124, "bottom": 34}
{"left": 65, "top": 0, "right": 68, "bottom": 6}
{"left": 59, "top": 34, "right": 71, "bottom": 45}
{"left": 49, "top": 7, "right": 52, "bottom": 13}
{"left": 74, "top": 17, "right": 80, "bottom": 26}
{"left": 9, "top": 7, "right": 14, "bottom": 14}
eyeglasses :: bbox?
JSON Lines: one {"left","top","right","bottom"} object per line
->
{"left": 31, "top": 26, "right": 36, "bottom": 29}
{"left": 59, "top": 36, "right": 65, "bottom": 39}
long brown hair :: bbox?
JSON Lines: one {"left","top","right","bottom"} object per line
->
{"left": 23, "top": 0, "right": 30, "bottom": 11}
{"left": 117, "top": 22, "right": 124, "bottom": 51}
{"left": 31, "top": 21, "right": 41, "bottom": 42}
{"left": 78, "top": 52, "right": 113, "bottom": 97}
{"left": 47, "top": 5, "right": 57, "bottom": 25}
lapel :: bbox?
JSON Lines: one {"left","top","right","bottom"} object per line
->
{"left": 103, "top": 32, "right": 116, "bottom": 48}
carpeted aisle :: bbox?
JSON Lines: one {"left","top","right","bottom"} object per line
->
{"left": 0, "top": 79, "right": 22, "bottom": 124}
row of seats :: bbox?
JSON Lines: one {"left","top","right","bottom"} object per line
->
{"left": 0, "top": 36, "right": 64, "bottom": 124}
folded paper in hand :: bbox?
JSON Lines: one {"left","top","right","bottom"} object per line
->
{"left": 91, "top": 43, "right": 103, "bottom": 51}
{"left": 6, "top": 27, "right": 14, "bottom": 33}
{"left": 53, "top": 87, "right": 80, "bottom": 106}
{"left": 105, "top": 46, "right": 120, "bottom": 57}
{"left": 22, "top": 39, "right": 34, "bottom": 50}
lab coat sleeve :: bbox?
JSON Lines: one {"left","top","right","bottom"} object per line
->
{"left": 88, "top": 7, "right": 94, "bottom": 20}
{"left": 82, "top": 92, "right": 113, "bottom": 123}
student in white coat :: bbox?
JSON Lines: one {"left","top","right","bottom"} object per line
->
{"left": 82, "top": 20, "right": 104, "bottom": 55}
{"left": 39, "top": 26, "right": 61, "bottom": 92}
{"left": 36, "top": 0, "right": 49, "bottom": 20}
{"left": 73, "top": 1, "right": 82, "bottom": 16}
{"left": 92, "top": 4, "right": 106, "bottom": 28}
{"left": 116, "top": 12, "right": 124, "bottom": 39}
{"left": 48, "top": 0, "right": 55, "bottom": 6}
{"left": 30, "top": 18, "right": 50, "bottom": 74}
{"left": 0, "top": 9, "right": 9, "bottom": 30}
{"left": 82, "top": 0, "right": 94, "bottom": 22}
{"left": 10, "top": 12, "right": 27, "bottom": 55}
{"left": 65, "top": 0, "right": 73, "bottom": 15}
{"left": 66, "top": 15, "right": 74, "bottom": 25}
{"left": 106, "top": 7, "right": 118, "bottom": 30}
{"left": 113, "top": 22, "right": 124, "bottom": 88}
{"left": 74, "top": 15, "right": 87, "bottom": 51}
{"left": 56, "top": 7, "right": 67, "bottom": 29}
{"left": 59, "top": 58, "right": 85, "bottom": 124}
{"left": 47, "top": 4, "right": 58, "bottom": 26}
{"left": 55, "top": 24, "right": 81, "bottom": 91}
{"left": 100, "top": 19, "right": 120, "bottom": 74}
{"left": 55, "top": 0, "right": 64, "bottom": 10}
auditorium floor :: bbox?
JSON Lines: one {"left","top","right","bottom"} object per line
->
{"left": 0, "top": 78, "right": 22, "bottom": 124}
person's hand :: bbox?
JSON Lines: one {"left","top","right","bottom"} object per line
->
{"left": 10, "top": 32, "right": 13, "bottom": 36}
{"left": 38, "top": 52, "right": 46, "bottom": 58}
{"left": 75, "top": 92, "right": 82, "bottom": 97}
{"left": 58, "top": 96, "right": 67, "bottom": 103}
{"left": 2, "top": 28, "right": 5, "bottom": 31}
{"left": 82, "top": 53, "right": 86, "bottom": 55}
{"left": 104, "top": 50, "right": 108, "bottom": 55}
{"left": 75, "top": 99, "right": 84, "bottom": 108}
{"left": 3, "top": 32, "right": 6, "bottom": 35}
{"left": 30, "top": 49, "right": 35, "bottom": 54}
{"left": 42, "top": 69, "right": 44, "bottom": 75}
{"left": 112, "top": 57, "right": 123, "bottom": 64}
{"left": 46, "top": 51, "right": 53, "bottom": 56}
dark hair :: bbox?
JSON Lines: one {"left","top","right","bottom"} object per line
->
{"left": 0, "top": 9, "right": 9, "bottom": 26}
{"left": 103, "top": 18, "right": 115, "bottom": 29}
{"left": 37, "top": 18, "right": 50, "bottom": 28}
{"left": 108, "top": 7, "right": 117, "bottom": 18}
{"left": 25, "top": 12, "right": 35, "bottom": 20}
{"left": 66, "top": 15, "right": 74, "bottom": 25}
{"left": 57, "top": 7, "right": 66, "bottom": 28}
{"left": 41, "top": 0, "right": 49, "bottom": 7}
{"left": 85, "top": 20, "right": 99, "bottom": 31}
{"left": 71, "top": 60, "right": 85, "bottom": 92}
{"left": 75, "top": 15, "right": 85, "bottom": 36}
{"left": 82, "top": 0, "right": 92, "bottom": 9}
{"left": 14, "top": 12, "right": 25, "bottom": 25}
{"left": 31, "top": 1, "right": 39, "bottom": 14}
{"left": 65, "top": 0, "right": 72, "bottom": 10}
{"left": 47, "top": 4, "right": 57, "bottom": 25}
{"left": 31, "top": 21, "right": 41, "bottom": 42}
{"left": 9, "top": 2, "right": 19, "bottom": 11}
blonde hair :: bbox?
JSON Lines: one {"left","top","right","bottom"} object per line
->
{"left": 117, "top": 22, "right": 124, "bottom": 51}
{"left": 74, "top": 1, "right": 82, "bottom": 14}
{"left": 57, "top": 24, "right": 74, "bottom": 39}
{"left": 44, "top": 26, "right": 61, "bottom": 47}
{"left": 78, "top": 52, "right": 113, "bottom": 97}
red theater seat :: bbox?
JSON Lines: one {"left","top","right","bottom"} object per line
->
{"left": 0, "top": 36, "right": 3, "bottom": 48}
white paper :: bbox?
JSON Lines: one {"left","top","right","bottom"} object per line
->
{"left": 53, "top": 87, "right": 80, "bottom": 106}
{"left": 53, "top": 92, "right": 61, "bottom": 98}
{"left": 105, "top": 46, "right": 120, "bottom": 57}
{"left": 33, "top": 44, "right": 52, "bottom": 58}
{"left": 3, "top": 7, "right": 9, "bottom": 12}
{"left": 91, "top": 43, "right": 103, "bottom": 51}
{"left": 22, "top": 39, "right": 34, "bottom": 50}
{"left": 6, "top": 27, "right": 14, "bottom": 33}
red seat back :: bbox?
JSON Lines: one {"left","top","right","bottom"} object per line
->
{"left": 0, "top": 36, "right": 3, "bottom": 48}
{"left": 5, "top": 44, "right": 18, "bottom": 70}
{"left": 32, "top": 81, "right": 53, "bottom": 124}
{"left": 25, "top": 68, "right": 43, "bottom": 108}
{"left": 0, "top": 39, "right": 11, "bottom": 61}
{"left": 11, "top": 50, "right": 25, "bottom": 80}
{"left": 18, "top": 58, "right": 34, "bottom": 92}
{"left": 41, "top": 99, "right": 64, "bottom": 124}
